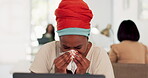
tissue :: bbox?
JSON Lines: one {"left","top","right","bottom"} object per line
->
{"left": 59, "top": 50, "right": 77, "bottom": 74}
{"left": 67, "top": 50, "right": 77, "bottom": 74}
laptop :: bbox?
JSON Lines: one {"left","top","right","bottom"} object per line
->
{"left": 13, "top": 73, "right": 105, "bottom": 78}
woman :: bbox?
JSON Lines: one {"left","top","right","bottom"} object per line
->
{"left": 109, "top": 20, "right": 148, "bottom": 64}
{"left": 37, "top": 24, "right": 55, "bottom": 44}
{"left": 30, "top": 0, "right": 114, "bottom": 78}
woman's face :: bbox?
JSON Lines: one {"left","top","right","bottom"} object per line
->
{"left": 47, "top": 25, "right": 53, "bottom": 33}
{"left": 60, "top": 35, "right": 89, "bottom": 56}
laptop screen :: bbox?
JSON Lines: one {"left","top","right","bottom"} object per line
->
{"left": 13, "top": 73, "right": 105, "bottom": 78}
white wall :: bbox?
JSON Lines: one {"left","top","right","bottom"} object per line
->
{"left": 113, "top": 0, "right": 148, "bottom": 45}
{"left": 84, "top": 0, "right": 112, "bottom": 30}
{"left": 84, "top": 0, "right": 113, "bottom": 49}
{"left": 0, "top": 0, "right": 30, "bottom": 63}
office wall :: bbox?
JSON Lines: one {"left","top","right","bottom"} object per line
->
{"left": 84, "top": 0, "right": 112, "bottom": 29}
{"left": 0, "top": 0, "right": 30, "bottom": 63}
{"left": 85, "top": 0, "right": 113, "bottom": 49}
{"left": 113, "top": 0, "right": 148, "bottom": 45}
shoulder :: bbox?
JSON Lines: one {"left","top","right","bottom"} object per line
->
{"left": 91, "top": 44, "right": 108, "bottom": 57}
{"left": 90, "top": 44, "right": 114, "bottom": 77}
{"left": 37, "top": 41, "right": 59, "bottom": 55}
{"left": 42, "top": 41, "right": 57, "bottom": 46}
{"left": 138, "top": 42, "right": 148, "bottom": 49}
{"left": 138, "top": 42, "right": 146, "bottom": 46}
{"left": 89, "top": 44, "right": 109, "bottom": 62}
{"left": 40, "top": 41, "right": 58, "bottom": 49}
{"left": 110, "top": 41, "right": 130, "bottom": 48}
{"left": 108, "top": 43, "right": 122, "bottom": 54}
{"left": 110, "top": 43, "right": 120, "bottom": 49}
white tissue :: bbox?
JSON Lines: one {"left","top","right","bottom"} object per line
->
{"left": 59, "top": 50, "right": 77, "bottom": 74}
{"left": 67, "top": 50, "right": 77, "bottom": 74}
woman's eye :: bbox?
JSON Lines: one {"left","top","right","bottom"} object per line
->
{"left": 64, "top": 47, "right": 70, "bottom": 49}
{"left": 75, "top": 47, "right": 81, "bottom": 49}
{"left": 63, "top": 46, "right": 70, "bottom": 49}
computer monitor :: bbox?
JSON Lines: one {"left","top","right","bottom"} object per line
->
{"left": 13, "top": 73, "right": 105, "bottom": 78}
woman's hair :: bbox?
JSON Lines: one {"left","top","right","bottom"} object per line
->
{"left": 46, "top": 24, "right": 55, "bottom": 40}
{"left": 117, "top": 20, "right": 140, "bottom": 42}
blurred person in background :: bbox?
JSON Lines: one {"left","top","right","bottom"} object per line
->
{"left": 109, "top": 20, "right": 148, "bottom": 64}
{"left": 30, "top": 0, "right": 114, "bottom": 78}
{"left": 37, "top": 24, "right": 55, "bottom": 44}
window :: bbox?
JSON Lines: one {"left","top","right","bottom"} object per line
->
{"left": 139, "top": 0, "right": 148, "bottom": 20}
{"left": 27, "top": 0, "right": 49, "bottom": 61}
{"left": 28, "top": 0, "right": 60, "bottom": 61}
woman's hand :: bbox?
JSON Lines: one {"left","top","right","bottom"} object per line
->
{"left": 54, "top": 52, "right": 72, "bottom": 73}
{"left": 73, "top": 52, "right": 90, "bottom": 74}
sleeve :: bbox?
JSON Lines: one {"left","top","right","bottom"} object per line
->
{"left": 93, "top": 48, "right": 115, "bottom": 78}
{"left": 109, "top": 45, "right": 118, "bottom": 63}
{"left": 29, "top": 43, "right": 55, "bottom": 73}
